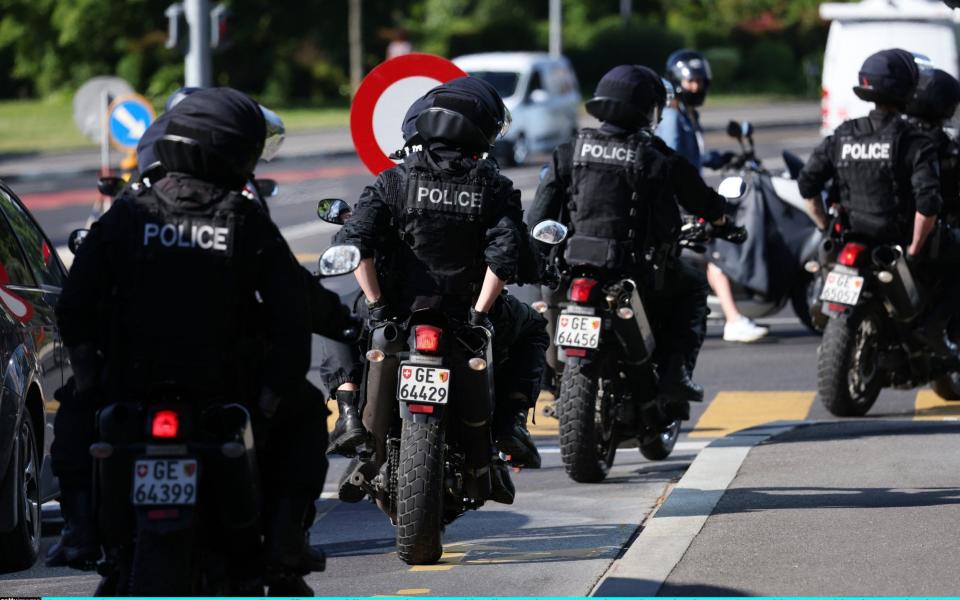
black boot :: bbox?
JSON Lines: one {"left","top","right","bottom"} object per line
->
{"left": 327, "top": 390, "right": 367, "bottom": 456}
{"left": 658, "top": 358, "right": 704, "bottom": 405}
{"left": 46, "top": 488, "right": 99, "bottom": 569}
{"left": 494, "top": 407, "right": 541, "bottom": 469}
{"left": 489, "top": 459, "right": 515, "bottom": 505}
{"left": 266, "top": 493, "right": 326, "bottom": 574}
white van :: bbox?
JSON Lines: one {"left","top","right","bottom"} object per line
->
{"left": 819, "top": 0, "right": 960, "bottom": 134}
{"left": 452, "top": 52, "right": 580, "bottom": 165}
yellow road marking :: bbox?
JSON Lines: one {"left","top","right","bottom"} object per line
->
{"left": 690, "top": 391, "right": 816, "bottom": 438}
{"left": 296, "top": 252, "right": 321, "bottom": 264}
{"left": 408, "top": 551, "right": 465, "bottom": 572}
{"left": 529, "top": 391, "right": 558, "bottom": 438}
{"left": 396, "top": 589, "right": 431, "bottom": 595}
{"left": 914, "top": 389, "right": 960, "bottom": 420}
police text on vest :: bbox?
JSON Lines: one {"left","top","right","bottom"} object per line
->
{"left": 143, "top": 222, "right": 230, "bottom": 251}
{"left": 841, "top": 142, "right": 891, "bottom": 161}
{"left": 580, "top": 142, "right": 637, "bottom": 163}
{"left": 415, "top": 186, "right": 483, "bottom": 209}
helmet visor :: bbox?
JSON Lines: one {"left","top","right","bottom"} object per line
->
{"left": 260, "top": 106, "right": 285, "bottom": 161}
{"left": 498, "top": 105, "right": 512, "bottom": 140}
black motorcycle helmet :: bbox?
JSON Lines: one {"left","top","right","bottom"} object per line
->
{"left": 665, "top": 49, "right": 712, "bottom": 107}
{"left": 154, "top": 87, "right": 267, "bottom": 190}
{"left": 852, "top": 48, "right": 919, "bottom": 108}
{"left": 585, "top": 65, "right": 666, "bottom": 130}
{"left": 414, "top": 76, "right": 509, "bottom": 153}
{"left": 906, "top": 68, "right": 960, "bottom": 122}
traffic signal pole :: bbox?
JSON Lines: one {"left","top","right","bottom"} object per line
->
{"left": 184, "top": 0, "right": 212, "bottom": 87}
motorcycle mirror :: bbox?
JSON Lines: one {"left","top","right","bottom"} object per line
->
{"left": 318, "top": 244, "right": 361, "bottom": 277}
{"left": 740, "top": 121, "right": 754, "bottom": 139}
{"left": 67, "top": 229, "right": 90, "bottom": 255}
{"left": 531, "top": 220, "right": 569, "bottom": 245}
{"left": 726, "top": 120, "right": 742, "bottom": 140}
{"left": 254, "top": 178, "right": 279, "bottom": 198}
{"left": 539, "top": 165, "right": 549, "bottom": 182}
{"left": 97, "top": 176, "right": 125, "bottom": 197}
{"left": 317, "top": 198, "right": 351, "bottom": 225}
{"left": 718, "top": 176, "right": 747, "bottom": 199}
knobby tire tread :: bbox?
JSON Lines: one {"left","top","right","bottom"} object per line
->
{"left": 396, "top": 420, "right": 444, "bottom": 565}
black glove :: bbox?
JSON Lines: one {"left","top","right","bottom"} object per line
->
{"left": 258, "top": 386, "right": 282, "bottom": 420}
{"left": 469, "top": 308, "right": 495, "bottom": 339}
{"left": 711, "top": 219, "right": 749, "bottom": 244}
{"left": 365, "top": 297, "right": 393, "bottom": 329}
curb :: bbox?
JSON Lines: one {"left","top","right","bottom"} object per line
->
{"left": 591, "top": 420, "right": 809, "bottom": 597}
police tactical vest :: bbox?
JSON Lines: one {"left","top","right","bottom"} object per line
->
{"left": 110, "top": 179, "right": 258, "bottom": 397}
{"left": 381, "top": 156, "right": 496, "bottom": 302}
{"left": 834, "top": 116, "right": 909, "bottom": 240}
{"left": 935, "top": 130, "right": 960, "bottom": 222}
{"left": 564, "top": 129, "right": 658, "bottom": 269}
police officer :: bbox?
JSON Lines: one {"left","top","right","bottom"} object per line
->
{"left": 798, "top": 49, "right": 941, "bottom": 259}
{"left": 333, "top": 76, "right": 524, "bottom": 499}
{"left": 528, "top": 65, "right": 744, "bottom": 423}
{"left": 326, "top": 91, "right": 547, "bottom": 471}
{"left": 55, "top": 88, "right": 319, "bottom": 594}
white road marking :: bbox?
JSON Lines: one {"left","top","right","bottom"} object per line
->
{"left": 537, "top": 441, "right": 710, "bottom": 454}
{"left": 280, "top": 220, "right": 340, "bottom": 241}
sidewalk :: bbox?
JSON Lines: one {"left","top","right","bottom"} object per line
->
{"left": 595, "top": 419, "right": 960, "bottom": 596}
{"left": 0, "top": 100, "right": 819, "bottom": 182}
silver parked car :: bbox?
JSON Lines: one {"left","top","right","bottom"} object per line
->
{"left": 453, "top": 52, "right": 580, "bottom": 165}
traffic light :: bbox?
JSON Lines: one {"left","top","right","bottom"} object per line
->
{"left": 210, "top": 4, "right": 233, "bottom": 51}
{"left": 165, "top": 3, "right": 188, "bottom": 54}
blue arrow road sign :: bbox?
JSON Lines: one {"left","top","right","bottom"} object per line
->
{"left": 109, "top": 96, "right": 154, "bottom": 149}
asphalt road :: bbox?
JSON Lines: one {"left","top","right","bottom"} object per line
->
{"left": 9, "top": 120, "right": 952, "bottom": 595}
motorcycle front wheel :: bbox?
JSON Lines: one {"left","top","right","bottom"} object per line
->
{"left": 817, "top": 306, "right": 883, "bottom": 416}
{"left": 558, "top": 362, "right": 617, "bottom": 483}
{"left": 396, "top": 420, "right": 444, "bottom": 565}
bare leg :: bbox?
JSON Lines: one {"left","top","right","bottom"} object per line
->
{"left": 706, "top": 263, "right": 741, "bottom": 324}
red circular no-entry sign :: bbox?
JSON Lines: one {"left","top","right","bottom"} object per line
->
{"left": 350, "top": 53, "right": 467, "bottom": 175}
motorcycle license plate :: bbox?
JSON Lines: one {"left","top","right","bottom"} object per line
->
{"left": 132, "top": 459, "right": 198, "bottom": 505}
{"left": 820, "top": 270, "right": 864, "bottom": 306}
{"left": 397, "top": 365, "right": 450, "bottom": 404}
{"left": 556, "top": 314, "right": 602, "bottom": 348}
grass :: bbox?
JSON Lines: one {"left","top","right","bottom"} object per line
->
{"left": 0, "top": 97, "right": 351, "bottom": 155}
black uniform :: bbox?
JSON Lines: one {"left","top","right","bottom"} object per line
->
{"left": 527, "top": 125, "right": 726, "bottom": 389}
{"left": 798, "top": 110, "right": 942, "bottom": 245}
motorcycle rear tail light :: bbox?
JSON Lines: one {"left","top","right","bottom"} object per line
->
{"left": 833, "top": 222, "right": 842, "bottom": 234}
{"left": 565, "top": 348, "right": 587, "bottom": 357}
{"left": 408, "top": 404, "right": 435, "bottom": 414}
{"left": 147, "top": 508, "right": 181, "bottom": 520}
{"left": 151, "top": 410, "right": 180, "bottom": 439}
{"left": 569, "top": 278, "right": 598, "bottom": 303}
{"left": 838, "top": 242, "right": 867, "bottom": 267}
{"left": 414, "top": 325, "right": 442, "bottom": 353}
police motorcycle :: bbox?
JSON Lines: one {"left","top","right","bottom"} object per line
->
{"left": 67, "top": 232, "right": 360, "bottom": 595}
{"left": 538, "top": 177, "right": 747, "bottom": 484}
{"left": 687, "top": 119, "right": 824, "bottom": 332}
{"left": 316, "top": 202, "right": 565, "bottom": 565}
{"left": 814, "top": 209, "right": 960, "bottom": 417}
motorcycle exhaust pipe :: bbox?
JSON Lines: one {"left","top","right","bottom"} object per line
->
{"left": 870, "top": 245, "right": 921, "bottom": 319}
{"left": 613, "top": 282, "right": 656, "bottom": 365}
{"left": 363, "top": 323, "right": 402, "bottom": 468}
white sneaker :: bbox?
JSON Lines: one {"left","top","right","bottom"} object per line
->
{"left": 723, "top": 316, "right": 769, "bottom": 343}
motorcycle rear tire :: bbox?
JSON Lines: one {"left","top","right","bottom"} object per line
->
{"left": 818, "top": 308, "right": 882, "bottom": 417}
{"left": 396, "top": 420, "right": 444, "bottom": 565}
{"left": 558, "top": 363, "right": 616, "bottom": 483}
{"left": 932, "top": 373, "right": 960, "bottom": 401}
{"left": 129, "top": 527, "right": 195, "bottom": 595}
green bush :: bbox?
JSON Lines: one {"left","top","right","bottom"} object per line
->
{"left": 703, "top": 46, "right": 740, "bottom": 91}
{"left": 741, "top": 39, "right": 799, "bottom": 92}
{"left": 566, "top": 16, "right": 684, "bottom": 94}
